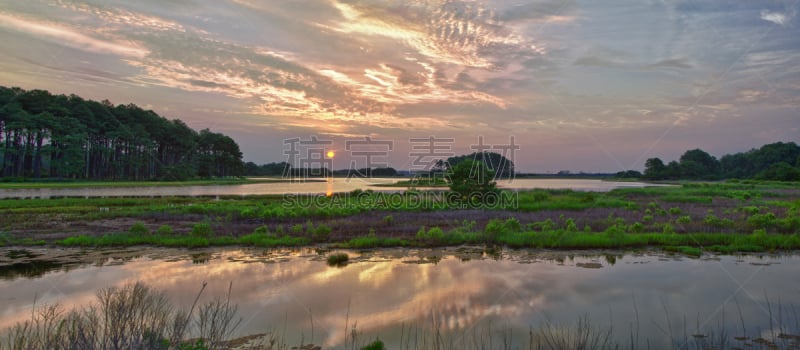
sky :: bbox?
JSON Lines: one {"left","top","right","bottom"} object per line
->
{"left": 0, "top": 0, "right": 798, "bottom": 173}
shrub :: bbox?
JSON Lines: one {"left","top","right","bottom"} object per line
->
{"left": 604, "top": 224, "right": 625, "bottom": 236}
{"left": 290, "top": 224, "right": 305, "bottom": 234}
{"left": 669, "top": 207, "right": 682, "bottom": 215}
{"left": 326, "top": 253, "right": 349, "bottom": 266}
{"left": 565, "top": 218, "right": 578, "bottom": 232}
{"left": 459, "top": 220, "right": 476, "bottom": 232}
{"left": 253, "top": 225, "right": 270, "bottom": 236}
{"left": 416, "top": 226, "right": 427, "bottom": 240}
{"left": 676, "top": 216, "right": 692, "bottom": 224}
{"left": 485, "top": 219, "right": 504, "bottom": 236}
{"left": 448, "top": 160, "right": 498, "bottom": 200}
{"left": 312, "top": 224, "right": 332, "bottom": 241}
{"left": 156, "top": 225, "right": 173, "bottom": 236}
{"left": 305, "top": 220, "right": 314, "bottom": 233}
{"left": 383, "top": 215, "right": 393, "bottom": 226}
{"left": 129, "top": 222, "right": 150, "bottom": 236}
{"left": 361, "top": 338, "right": 386, "bottom": 350}
{"left": 642, "top": 215, "right": 654, "bottom": 223}
{"left": 740, "top": 206, "right": 760, "bottom": 215}
{"left": 503, "top": 217, "right": 521, "bottom": 232}
{"left": 191, "top": 223, "right": 213, "bottom": 237}
{"left": 629, "top": 222, "right": 644, "bottom": 233}
{"left": 747, "top": 213, "right": 777, "bottom": 229}
{"left": 427, "top": 227, "right": 444, "bottom": 241}
{"left": 530, "top": 218, "right": 556, "bottom": 231}
{"left": 703, "top": 214, "right": 718, "bottom": 226}
{"left": 752, "top": 228, "right": 768, "bottom": 240}
{"left": 416, "top": 226, "right": 444, "bottom": 242}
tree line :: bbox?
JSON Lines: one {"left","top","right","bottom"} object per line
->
{"left": 445, "top": 152, "right": 515, "bottom": 179}
{"left": 0, "top": 86, "right": 243, "bottom": 180}
{"left": 243, "top": 161, "right": 400, "bottom": 177}
{"left": 242, "top": 151, "right": 514, "bottom": 179}
{"left": 641, "top": 142, "right": 800, "bottom": 181}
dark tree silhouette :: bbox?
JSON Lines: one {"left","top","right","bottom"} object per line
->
{"left": 0, "top": 86, "right": 244, "bottom": 180}
{"left": 642, "top": 142, "right": 800, "bottom": 181}
{"left": 446, "top": 151, "right": 514, "bottom": 179}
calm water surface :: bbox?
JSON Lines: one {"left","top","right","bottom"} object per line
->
{"left": 0, "top": 178, "right": 660, "bottom": 199}
{"left": 1, "top": 247, "right": 797, "bottom": 348}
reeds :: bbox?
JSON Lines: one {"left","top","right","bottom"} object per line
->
{"left": 2, "top": 281, "right": 239, "bottom": 350}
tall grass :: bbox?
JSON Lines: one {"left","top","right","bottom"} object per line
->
{"left": 2, "top": 281, "right": 240, "bottom": 350}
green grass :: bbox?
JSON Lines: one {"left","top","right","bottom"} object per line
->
{"left": 337, "top": 236, "right": 410, "bottom": 249}
{"left": 329, "top": 227, "right": 800, "bottom": 253}
{"left": 55, "top": 233, "right": 237, "bottom": 248}
{"left": 0, "top": 232, "right": 46, "bottom": 246}
{"left": 0, "top": 185, "right": 750, "bottom": 222}
{"left": 238, "top": 233, "right": 310, "bottom": 247}
{"left": 515, "top": 190, "right": 635, "bottom": 211}
{"left": 55, "top": 232, "right": 314, "bottom": 248}
{"left": 374, "top": 178, "right": 449, "bottom": 187}
{"left": 3, "top": 181, "right": 798, "bottom": 252}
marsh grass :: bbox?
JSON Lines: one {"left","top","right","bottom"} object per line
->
{"left": 0, "top": 232, "right": 46, "bottom": 246}
{"left": 2, "top": 281, "right": 240, "bottom": 350}
{"left": 4, "top": 182, "right": 799, "bottom": 252}
{"left": 56, "top": 232, "right": 308, "bottom": 248}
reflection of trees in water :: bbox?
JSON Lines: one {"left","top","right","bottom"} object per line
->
{"left": 0, "top": 260, "right": 67, "bottom": 280}
{"left": 0, "top": 249, "right": 142, "bottom": 280}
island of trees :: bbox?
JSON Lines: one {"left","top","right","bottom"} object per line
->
{"left": 640, "top": 142, "right": 800, "bottom": 181}
{"left": 0, "top": 86, "right": 244, "bottom": 180}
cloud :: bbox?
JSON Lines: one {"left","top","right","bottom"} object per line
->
{"left": 499, "top": 0, "right": 578, "bottom": 23}
{"left": 325, "top": 0, "right": 544, "bottom": 69}
{"left": 2, "top": 0, "right": 799, "bottom": 170}
{"left": 52, "top": 0, "right": 194, "bottom": 33}
{"left": 0, "top": 13, "right": 148, "bottom": 58}
{"left": 573, "top": 55, "right": 624, "bottom": 68}
{"left": 760, "top": 9, "right": 793, "bottom": 26}
{"left": 648, "top": 58, "right": 693, "bottom": 70}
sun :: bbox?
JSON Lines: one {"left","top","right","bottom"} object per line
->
{"left": 326, "top": 150, "right": 335, "bottom": 158}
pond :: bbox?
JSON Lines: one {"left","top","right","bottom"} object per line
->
{"left": 1, "top": 247, "right": 798, "bottom": 348}
{"left": 0, "top": 178, "right": 660, "bottom": 199}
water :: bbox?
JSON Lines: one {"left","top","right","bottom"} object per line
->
{"left": 1, "top": 247, "right": 798, "bottom": 348}
{"left": 0, "top": 178, "right": 660, "bottom": 199}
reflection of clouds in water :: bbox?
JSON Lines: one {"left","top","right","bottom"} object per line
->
{"left": 1, "top": 249, "right": 799, "bottom": 348}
